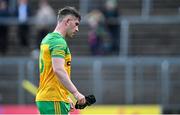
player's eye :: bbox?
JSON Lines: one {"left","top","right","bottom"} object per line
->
{"left": 75, "top": 22, "right": 79, "bottom": 26}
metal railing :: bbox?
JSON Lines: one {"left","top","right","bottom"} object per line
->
{"left": 0, "top": 57, "right": 180, "bottom": 110}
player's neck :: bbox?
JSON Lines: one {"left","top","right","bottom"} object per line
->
{"left": 53, "top": 30, "right": 63, "bottom": 37}
{"left": 54, "top": 23, "right": 66, "bottom": 38}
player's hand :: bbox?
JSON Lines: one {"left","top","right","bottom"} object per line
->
{"left": 73, "top": 91, "right": 86, "bottom": 105}
{"left": 68, "top": 97, "right": 75, "bottom": 112}
{"left": 75, "top": 95, "right": 96, "bottom": 109}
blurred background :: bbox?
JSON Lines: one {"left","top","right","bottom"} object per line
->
{"left": 0, "top": 0, "right": 180, "bottom": 114}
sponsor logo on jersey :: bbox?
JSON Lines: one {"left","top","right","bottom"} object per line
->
{"left": 67, "top": 61, "right": 71, "bottom": 66}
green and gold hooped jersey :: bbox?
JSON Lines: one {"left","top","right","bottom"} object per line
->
{"left": 36, "top": 32, "right": 71, "bottom": 103}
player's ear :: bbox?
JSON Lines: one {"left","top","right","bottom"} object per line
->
{"left": 65, "top": 18, "right": 71, "bottom": 26}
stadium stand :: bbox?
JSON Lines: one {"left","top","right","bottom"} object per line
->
{"left": 3, "top": 0, "right": 180, "bottom": 56}
{"left": 152, "top": 0, "right": 180, "bottom": 15}
{"left": 129, "top": 23, "right": 180, "bottom": 56}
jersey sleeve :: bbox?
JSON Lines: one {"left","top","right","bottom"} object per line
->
{"left": 49, "top": 38, "right": 67, "bottom": 58}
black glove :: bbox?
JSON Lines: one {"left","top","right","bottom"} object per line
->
{"left": 75, "top": 95, "right": 96, "bottom": 109}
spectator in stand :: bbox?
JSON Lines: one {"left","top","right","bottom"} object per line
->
{"left": 102, "top": 0, "right": 120, "bottom": 55}
{"left": 15, "top": 0, "right": 31, "bottom": 47}
{"left": 0, "top": 0, "right": 9, "bottom": 55}
{"left": 35, "top": 0, "right": 56, "bottom": 49}
{"left": 86, "top": 9, "right": 108, "bottom": 55}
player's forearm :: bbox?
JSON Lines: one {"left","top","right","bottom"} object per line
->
{"left": 52, "top": 58, "right": 84, "bottom": 101}
{"left": 54, "top": 68, "right": 78, "bottom": 94}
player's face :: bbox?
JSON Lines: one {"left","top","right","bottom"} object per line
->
{"left": 66, "top": 17, "right": 80, "bottom": 38}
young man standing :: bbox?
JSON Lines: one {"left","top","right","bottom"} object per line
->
{"left": 36, "top": 6, "right": 86, "bottom": 114}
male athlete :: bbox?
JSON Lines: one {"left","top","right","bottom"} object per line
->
{"left": 36, "top": 6, "right": 86, "bottom": 114}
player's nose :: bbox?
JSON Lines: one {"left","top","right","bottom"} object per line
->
{"left": 75, "top": 26, "right": 79, "bottom": 32}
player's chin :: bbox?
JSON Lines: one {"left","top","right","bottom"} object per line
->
{"left": 70, "top": 35, "right": 75, "bottom": 38}
{"left": 71, "top": 32, "right": 76, "bottom": 37}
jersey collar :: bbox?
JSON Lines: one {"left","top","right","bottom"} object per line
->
{"left": 53, "top": 31, "right": 65, "bottom": 39}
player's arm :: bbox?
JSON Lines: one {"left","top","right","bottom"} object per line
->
{"left": 52, "top": 57, "right": 86, "bottom": 104}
